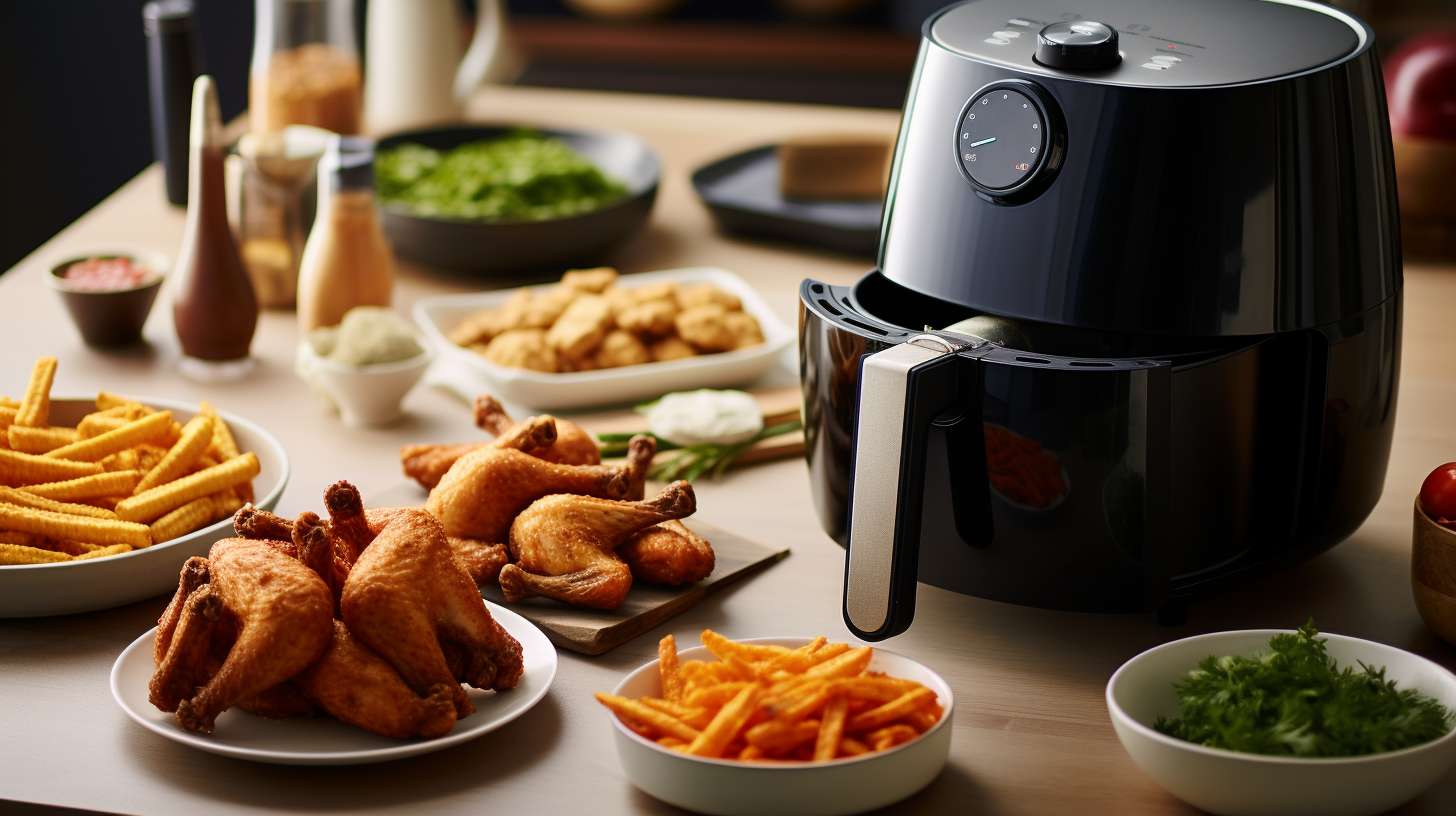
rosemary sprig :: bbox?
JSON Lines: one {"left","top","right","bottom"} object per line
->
{"left": 596, "top": 419, "right": 802, "bottom": 481}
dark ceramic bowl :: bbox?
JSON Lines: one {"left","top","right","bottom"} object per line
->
{"left": 375, "top": 125, "right": 660, "bottom": 276}
{"left": 48, "top": 252, "right": 166, "bottom": 347}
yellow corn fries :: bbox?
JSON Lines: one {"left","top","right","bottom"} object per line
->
{"left": 73, "top": 544, "right": 133, "bottom": 560}
{"left": 7, "top": 425, "right": 78, "bottom": 454}
{"left": 0, "top": 449, "right": 104, "bottom": 486}
{"left": 44, "top": 411, "right": 172, "bottom": 462}
{"left": 135, "top": 413, "right": 213, "bottom": 494}
{"left": 116, "top": 453, "right": 258, "bottom": 523}
{"left": 148, "top": 490, "right": 243, "bottom": 545}
{"left": 14, "top": 357, "right": 57, "bottom": 428}
{"left": 0, "top": 503, "right": 150, "bottom": 548}
{"left": 0, "top": 485, "right": 119, "bottom": 519}
{"left": 22, "top": 470, "right": 141, "bottom": 501}
{"left": 0, "top": 542, "right": 71, "bottom": 565}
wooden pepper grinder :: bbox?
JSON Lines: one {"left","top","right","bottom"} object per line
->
{"left": 172, "top": 75, "right": 259, "bottom": 380}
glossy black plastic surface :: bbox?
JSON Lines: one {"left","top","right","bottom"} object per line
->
{"left": 881, "top": 2, "right": 1400, "bottom": 337}
{"left": 933, "top": 0, "right": 1361, "bottom": 88}
{"left": 800, "top": 278, "right": 1400, "bottom": 611}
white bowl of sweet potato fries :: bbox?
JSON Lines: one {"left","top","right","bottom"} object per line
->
{"left": 0, "top": 390, "right": 287, "bottom": 618}
{"left": 597, "top": 632, "right": 953, "bottom": 816}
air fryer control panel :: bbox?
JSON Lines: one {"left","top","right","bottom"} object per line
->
{"left": 931, "top": 0, "right": 1362, "bottom": 88}
{"left": 955, "top": 82, "right": 1055, "bottom": 197}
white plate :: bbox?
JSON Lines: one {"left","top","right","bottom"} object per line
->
{"left": 606, "top": 637, "right": 954, "bottom": 816}
{"left": 0, "top": 397, "right": 288, "bottom": 618}
{"left": 1107, "top": 629, "right": 1456, "bottom": 816}
{"left": 413, "top": 267, "right": 793, "bottom": 410}
{"left": 111, "top": 600, "right": 557, "bottom": 765}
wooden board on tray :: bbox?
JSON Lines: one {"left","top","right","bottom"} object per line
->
{"left": 370, "top": 482, "right": 791, "bottom": 655}
{"left": 588, "top": 385, "right": 807, "bottom": 471}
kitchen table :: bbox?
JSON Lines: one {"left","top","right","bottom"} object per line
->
{"left": 2, "top": 86, "right": 1455, "bottom": 815}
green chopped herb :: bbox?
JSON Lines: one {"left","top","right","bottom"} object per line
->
{"left": 1154, "top": 622, "right": 1454, "bottom": 757}
{"left": 375, "top": 130, "right": 628, "bottom": 221}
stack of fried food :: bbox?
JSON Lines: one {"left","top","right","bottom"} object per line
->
{"left": 597, "top": 631, "right": 945, "bottom": 762}
{"left": 400, "top": 395, "right": 716, "bottom": 610}
{"left": 149, "top": 481, "right": 524, "bottom": 738}
{"left": 0, "top": 357, "right": 259, "bottom": 565}
{"left": 448, "top": 267, "right": 765, "bottom": 373}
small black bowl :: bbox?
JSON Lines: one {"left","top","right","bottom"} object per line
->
{"left": 48, "top": 253, "right": 166, "bottom": 348}
{"left": 375, "top": 125, "right": 660, "bottom": 276}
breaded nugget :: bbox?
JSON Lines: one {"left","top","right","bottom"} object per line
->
{"left": 675, "top": 305, "right": 738, "bottom": 352}
{"left": 630, "top": 282, "right": 679, "bottom": 304}
{"left": 448, "top": 290, "right": 531, "bottom": 346}
{"left": 480, "top": 329, "right": 559, "bottom": 372}
{"left": 593, "top": 330, "right": 652, "bottom": 369}
{"left": 522, "top": 286, "right": 577, "bottom": 329}
{"left": 561, "top": 267, "right": 618, "bottom": 293}
{"left": 546, "top": 294, "right": 612, "bottom": 359}
{"left": 724, "top": 311, "right": 765, "bottom": 349}
{"left": 650, "top": 336, "right": 697, "bottom": 362}
{"left": 677, "top": 284, "right": 741, "bottom": 312}
{"left": 616, "top": 299, "right": 677, "bottom": 338}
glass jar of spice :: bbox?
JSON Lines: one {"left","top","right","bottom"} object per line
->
{"left": 250, "top": 0, "right": 362, "bottom": 136}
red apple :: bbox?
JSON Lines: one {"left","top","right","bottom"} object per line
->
{"left": 1386, "top": 31, "right": 1456, "bottom": 141}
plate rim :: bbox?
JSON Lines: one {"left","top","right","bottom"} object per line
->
{"left": 111, "top": 600, "right": 558, "bottom": 765}
{"left": 0, "top": 396, "right": 290, "bottom": 574}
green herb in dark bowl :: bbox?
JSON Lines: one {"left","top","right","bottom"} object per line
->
{"left": 376, "top": 130, "right": 628, "bottom": 222}
{"left": 1154, "top": 623, "right": 1454, "bottom": 757}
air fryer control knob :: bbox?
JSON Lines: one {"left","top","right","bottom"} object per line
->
{"left": 1034, "top": 21, "right": 1120, "bottom": 71}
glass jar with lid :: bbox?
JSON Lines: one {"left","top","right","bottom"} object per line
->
{"left": 250, "top": 0, "right": 362, "bottom": 136}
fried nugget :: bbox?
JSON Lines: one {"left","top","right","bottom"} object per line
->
{"left": 650, "top": 336, "right": 697, "bottom": 362}
{"left": 675, "top": 305, "right": 738, "bottom": 352}
{"left": 677, "top": 284, "right": 741, "bottom": 312}
{"left": 448, "top": 290, "right": 532, "bottom": 347}
{"left": 479, "top": 329, "right": 560, "bottom": 372}
{"left": 593, "top": 330, "right": 652, "bottom": 369}
{"left": 724, "top": 311, "right": 765, "bottom": 349}
{"left": 617, "top": 299, "right": 677, "bottom": 338}
{"left": 631, "top": 282, "right": 679, "bottom": 304}
{"left": 561, "top": 267, "right": 619, "bottom": 293}
{"left": 522, "top": 286, "right": 577, "bottom": 329}
{"left": 546, "top": 294, "right": 612, "bottom": 360}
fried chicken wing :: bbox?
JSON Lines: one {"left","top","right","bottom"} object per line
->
{"left": 341, "top": 509, "right": 524, "bottom": 718}
{"left": 400, "top": 400, "right": 594, "bottom": 489}
{"left": 619, "top": 519, "right": 716, "bottom": 587}
{"left": 426, "top": 435, "right": 656, "bottom": 580}
{"left": 296, "top": 620, "right": 459, "bottom": 739}
{"left": 149, "top": 538, "right": 333, "bottom": 734}
{"left": 498, "top": 481, "right": 696, "bottom": 610}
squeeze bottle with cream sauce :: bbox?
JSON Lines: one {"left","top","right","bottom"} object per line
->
{"left": 296, "top": 141, "right": 395, "bottom": 332}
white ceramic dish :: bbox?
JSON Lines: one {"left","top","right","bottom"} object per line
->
{"left": 606, "top": 637, "right": 954, "bottom": 816}
{"left": 0, "top": 397, "right": 288, "bottom": 618}
{"left": 111, "top": 601, "right": 557, "bottom": 765}
{"left": 1107, "top": 629, "right": 1456, "bottom": 816}
{"left": 295, "top": 342, "right": 434, "bottom": 428}
{"left": 413, "top": 267, "right": 793, "bottom": 410}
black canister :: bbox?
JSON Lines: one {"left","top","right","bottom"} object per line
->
{"left": 143, "top": 0, "right": 202, "bottom": 206}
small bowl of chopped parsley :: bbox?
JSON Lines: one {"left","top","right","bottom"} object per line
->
{"left": 1107, "top": 624, "right": 1456, "bottom": 816}
{"left": 374, "top": 125, "right": 659, "bottom": 275}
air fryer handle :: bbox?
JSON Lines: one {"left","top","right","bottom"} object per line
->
{"left": 844, "top": 337, "right": 971, "bottom": 641}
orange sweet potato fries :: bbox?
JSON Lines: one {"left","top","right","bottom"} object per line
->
{"left": 983, "top": 424, "right": 1066, "bottom": 509}
{"left": 0, "top": 357, "right": 259, "bottom": 565}
{"left": 596, "top": 631, "right": 944, "bottom": 762}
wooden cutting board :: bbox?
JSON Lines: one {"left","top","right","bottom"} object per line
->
{"left": 371, "top": 482, "right": 791, "bottom": 656}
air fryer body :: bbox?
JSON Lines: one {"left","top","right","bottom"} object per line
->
{"left": 799, "top": 0, "right": 1402, "bottom": 630}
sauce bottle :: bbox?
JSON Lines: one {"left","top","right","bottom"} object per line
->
{"left": 173, "top": 75, "right": 259, "bottom": 376}
{"left": 296, "top": 140, "right": 395, "bottom": 331}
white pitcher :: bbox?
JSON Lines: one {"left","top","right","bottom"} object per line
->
{"left": 364, "top": 0, "right": 522, "bottom": 135}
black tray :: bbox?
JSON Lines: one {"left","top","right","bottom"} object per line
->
{"left": 691, "top": 145, "right": 881, "bottom": 258}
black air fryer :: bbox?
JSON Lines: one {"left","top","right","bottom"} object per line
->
{"left": 799, "top": 0, "right": 1402, "bottom": 640}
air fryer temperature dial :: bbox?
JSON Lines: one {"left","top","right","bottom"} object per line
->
{"left": 954, "top": 80, "right": 1063, "bottom": 202}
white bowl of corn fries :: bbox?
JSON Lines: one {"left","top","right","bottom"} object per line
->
{"left": 598, "top": 633, "right": 954, "bottom": 816}
{"left": 0, "top": 388, "right": 287, "bottom": 618}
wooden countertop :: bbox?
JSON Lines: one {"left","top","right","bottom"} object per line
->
{"left": 2, "top": 86, "right": 1456, "bottom": 815}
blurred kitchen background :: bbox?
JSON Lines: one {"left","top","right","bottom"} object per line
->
{"left": 0, "top": 0, "right": 1450, "bottom": 272}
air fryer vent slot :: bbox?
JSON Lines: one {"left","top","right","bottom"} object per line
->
{"left": 817, "top": 299, "right": 843, "bottom": 317}
{"left": 844, "top": 317, "right": 889, "bottom": 336}
{"left": 1070, "top": 361, "right": 1114, "bottom": 368}
{"left": 1015, "top": 356, "right": 1050, "bottom": 365}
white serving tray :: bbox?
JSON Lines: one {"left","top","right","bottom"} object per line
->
{"left": 413, "top": 267, "right": 793, "bottom": 411}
